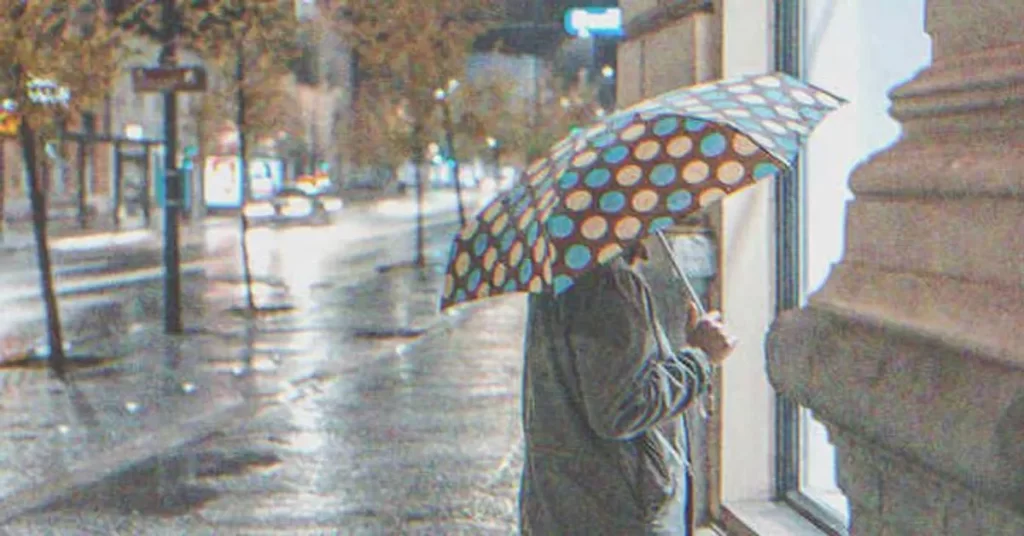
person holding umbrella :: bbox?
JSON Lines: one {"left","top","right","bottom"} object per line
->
{"left": 438, "top": 72, "right": 844, "bottom": 534}
{"left": 519, "top": 238, "right": 736, "bottom": 534}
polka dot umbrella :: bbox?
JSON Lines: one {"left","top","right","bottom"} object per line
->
{"left": 440, "top": 71, "right": 845, "bottom": 311}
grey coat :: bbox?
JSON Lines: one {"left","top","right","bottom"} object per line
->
{"left": 519, "top": 257, "right": 710, "bottom": 535}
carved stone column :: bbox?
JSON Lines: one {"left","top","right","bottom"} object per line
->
{"left": 766, "top": 1, "right": 1024, "bottom": 535}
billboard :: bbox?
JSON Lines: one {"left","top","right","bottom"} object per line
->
{"left": 203, "top": 156, "right": 284, "bottom": 209}
{"left": 564, "top": 7, "right": 623, "bottom": 38}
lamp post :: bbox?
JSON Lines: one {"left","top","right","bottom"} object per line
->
{"left": 486, "top": 136, "right": 501, "bottom": 185}
{"left": 434, "top": 79, "right": 466, "bottom": 226}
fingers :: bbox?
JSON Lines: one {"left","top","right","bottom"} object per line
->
{"left": 687, "top": 301, "right": 699, "bottom": 329}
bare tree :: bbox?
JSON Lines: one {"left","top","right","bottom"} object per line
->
{"left": 0, "top": 0, "right": 121, "bottom": 379}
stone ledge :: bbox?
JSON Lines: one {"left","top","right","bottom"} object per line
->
{"left": 767, "top": 306, "right": 1024, "bottom": 509}
{"left": 623, "top": 0, "right": 714, "bottom": 41}
{"left": 721, "top": 500, "right": 828, "bottom": 536}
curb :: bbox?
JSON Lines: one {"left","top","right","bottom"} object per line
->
{"left": 0, "top": 397, "right": 267, "bottom": 526}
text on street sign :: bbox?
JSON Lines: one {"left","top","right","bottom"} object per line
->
{"left": 132, "top": 66, "right": 208, "bottom": 93}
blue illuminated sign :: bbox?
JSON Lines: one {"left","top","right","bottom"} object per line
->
{"left": 564, "top": 7, "right": 624, "bottom": 38}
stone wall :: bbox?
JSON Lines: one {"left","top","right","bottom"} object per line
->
{"left": 767, "top": 1, "right": 1024, "bottom": 534}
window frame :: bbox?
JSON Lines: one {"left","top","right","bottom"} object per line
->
{"left": 772, "top": 1, "right": 848, "bottom": 534}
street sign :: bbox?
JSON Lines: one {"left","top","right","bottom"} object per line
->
{"left": 131, "top": 66, "right": 207, "bottom": 93}
{"left": 564, "top": 7, "right": 624, "bottom": 38}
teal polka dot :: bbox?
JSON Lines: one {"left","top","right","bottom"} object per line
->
{"left": 736, "top": 119, "right": 764, "bottom": 132}
{"left": 712, "top": 100, "right": 736, "bottom": 109}
{"left": 704, "top": 91, "right": 730, "bottom": 101}
{"left": 651, "top": 164, "right": 677, "bottom": 187}
{"left": 610, "top": 114, "right": 634, "bottom": 129}
{"left": 467, "top": 269, "right": 482, "bottom": 292}
{"left": 653, "top": 117, "right": 680, "bottom": 137}
{"left": 473, "top": 234, "right": 489, "bottom": 256}
{"left": 558, "top": 171, "right": 580, "bottom": 190}
{"left": 753, "top": 107, "right": 776, "bottom": 118}
{"left": 519, "top": 261, "right": 534, "bottom": 284}
{"left": 754, "top": 162, "right": 781, "bottom": 179}
{"left": 553, "top": 275, "right": 575, "bottom": 295}
{"left": 504, "top": 280, "right": 518, "bottom": 292}
{"left": 593, "top": 132, "right": 618, "bottom": 147}
{"left": 455, "top": 289, "right": 468, "bottom": 302}
{"left": 584, "top": 168, "right": 612, "bottom": 188}
{"left": 685, "top": 118, "right": 708, "bottom": 132}
{"left": 667, "top": 191, "right": 693, "bottom": 212}
{"left": 649, "top": 217, "right": 675, "bottom": 233}
{"left": 565, "top": 244, "right": 592, "bottom": 270}
{"left": 599, "top": 191, "right": 627, "bottom": 213}
{"left": 764, "top": 90, "right": 788, "bottom": 102}
{"left": 548, "top": 215, "right": 575, "bottom": 239}
{"left": 700, "top": 133, "right": 727, "bottom": 157}
{"left": 526, "top": 221, "right": 540, "bottom": 246}
{"left": 500, "top": 229, "right": 517, "bottom": 252}
{"left": 603, "top": 145, "right": 630, "bottom": 164}
{"left": 778, "top": 137, "right": 799, "bottom": 152}
{"left": 514, "top": 197, "right": 531, "bottom": 216}
{"left": 800, "top": 107, "right": 823, "bottom": 121}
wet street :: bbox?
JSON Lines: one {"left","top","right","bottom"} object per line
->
{"left": 0, "top": 192, "right": 529, "bottom": 535}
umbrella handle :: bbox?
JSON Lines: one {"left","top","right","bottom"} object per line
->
{"left": 654, "top": 231, "right": 707, "bottom": 317}
{"left": 654, "top": 230, "right": 714, "bottom": 420}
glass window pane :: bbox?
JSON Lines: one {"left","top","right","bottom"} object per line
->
{"left": 799, "top": 408, "right": 850, "bottom": 524}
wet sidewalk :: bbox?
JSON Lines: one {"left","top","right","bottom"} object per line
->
{"left": 0, "top": 237, "right": 529, "bottom": 534}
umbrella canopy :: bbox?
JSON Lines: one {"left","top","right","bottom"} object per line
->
{"left": 440, "top": 72, "right": 845, "bottom": 311}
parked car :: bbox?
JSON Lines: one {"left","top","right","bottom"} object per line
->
{"left": 243, "top": 187, "right": 343, "bottom": 226}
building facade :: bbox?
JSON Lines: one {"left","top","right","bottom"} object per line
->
{"left": 620, "top": 0, "right": 1024, "bottom": 534}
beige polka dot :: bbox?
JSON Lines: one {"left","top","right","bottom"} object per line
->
{"left": 481, "top": 203, "right": 502, "bottom": 223}
{"left": 616, "top": 165, "right": 644, "bottom": 186}
{"left": 533, "top": 238, "right": 548, "bottom": 263}
{"left": 685, "top": 105, "right": 713, "bottom": 113}
{"left": 683, "top": 161, "right": 711, "bottom": 184}
{"left": 491, "top": 213, "right": 509, "bottom": 234}
{"left": 458, "top": 219, "right": 479, "bottom": 240}
{"left": 528, "top": 276, "right": 544, "bottom": 293}
{"left": 750, "top": 133, "right": 776, "bottom": 148}
{"left": 620, "top": 123, "right": 646, "bottom": 142}
{"left": 724, "top": 109, "right": 752, "bottom": 118}
{"left": 483, "top": 247, "right": 498, "bottom": 270}
{"left": 477, "top": 284, "right": 491, "bottom": 298}
{"left": 815, "top": 91, "right": 840, "bottom": 107}
{"left": 565, "top": 190, "right": 593, "bottom": 212}
{"left": 614, "top": 217, "right": 643, "bottom": 240}
{"left": 666, "top": 136, "right": 694, "bottom": 158}
{"left": 677, "top": 97, "right": 700, "bottom": 107}
{"left": 509, "top": 242, "right": 524, "bottom": 267}
{"left": 786, "top": 121, "right": 810, "bottom": 135}
{"left": 538, "top": 190, "right": 557, "bottom": 211}
{"left": 572, "top": 150, "right": 598, "bottom": 168}
{"left": 581, "top": 216, "right": 608, "bottom": 240}
{"left": 738, "top": 94, "right": 767, "bottom": 105}
{"left": 444, "top": 274, "right": 455, "bottom": 298}
{"left": 634, "top": 140, "right": 661, "bottom": 161}
{"left": 733, "top": 135, "right": 761, "bottom": 156}
{"left": 763, "top": 120, "right": 787, "bottom": 134}
{"left": 573, "top": 138, "right": 588, "bottom": 151}
{"left": 728, "top": 83, "right": 754, "bottom": 94}
{"left": 775, "top": 105, "right": 800, "bottom": 119}
{"left": 517, "top": 207, "right": 536, "bottom": 230}
{"left": 699, "top": 188, "right": 727, "bottom": 207}
{"left": 754, "top": 75, "right": 782, "bottom": 87}
{"left": 631, "top": 190, "right": 660, "bottom": 213}
{"left": 791, "top": 90, "right": 815, "bottom": 105}
{"left": 586, "top": 124, "right": 607, "bottom": 138}
{"left": 547, "top": 243, "right": 558, "bottom": 263}
{"left": 526, "top": 158, "right": 548, "bottom": 175}
{"left": 492, "top": 264, "right": 507, "bottom": 286}
{"left": 455, "top": 252, "right": 471, "bottom": 277}
{"left": 717, "top": 161, "right": 746, "bottom": 185}
{"left": 542, "top": 262, "right": 553, "bottom": 283}
{"left": 597, "top": 243, "right": 624, "bottom": 263}
{"left": 528, "top": 169, "right": 550, "bottom": 185}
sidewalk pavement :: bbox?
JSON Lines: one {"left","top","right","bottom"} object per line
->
{"left": 0, "top": 241, "right": 529, "bottom": 533}
{"left": 0, "top": 215, "right": 237, "bottom": 254}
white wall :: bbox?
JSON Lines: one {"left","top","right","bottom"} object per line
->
{"left": 719, "top": 0, "right": 777, "bottom": 503}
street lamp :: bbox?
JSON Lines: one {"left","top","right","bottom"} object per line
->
{"left": 434, "top": 78, "right": 466, "bottom": 226}
{"left": 601, "top": 65, "right": 615, "bottom": 79}
{"left": 486, "top": 136, "right": 501, "bottom": 185}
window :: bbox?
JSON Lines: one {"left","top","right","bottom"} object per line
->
{"left": 774, "top": 0, "right": 932, "bottom": 532}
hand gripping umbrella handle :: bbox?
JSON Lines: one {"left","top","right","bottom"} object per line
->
{"left": 654, "top": 231, "right": 714, "bottom": 420}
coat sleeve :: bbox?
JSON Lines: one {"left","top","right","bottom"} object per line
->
{"left": 565, "top": 266, "right": 709, "bottom": 440}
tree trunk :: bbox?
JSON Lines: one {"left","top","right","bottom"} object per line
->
{"left": 20, "top": 121, "right": 67, "bottom": 381}
{"left": 0, "top": 140, "right": 6, "bottom": 239}
{"left": 441, "top": 102, "right": 466, "bottom": 227}
{"left": 412, "top": 123, "right": 426, "bottom": 267}
{"left": 236, "top": 42, "right": 256, "bottom": 311}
